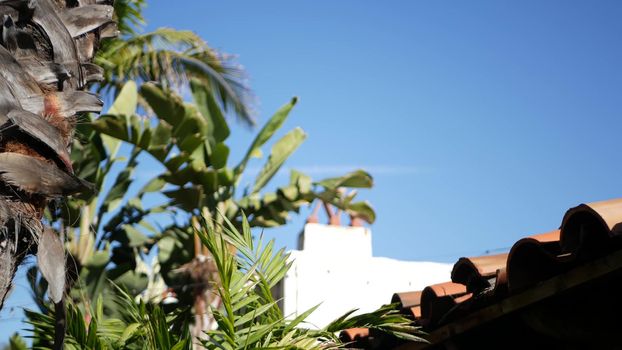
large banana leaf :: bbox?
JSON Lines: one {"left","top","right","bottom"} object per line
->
{"left": 235, "top": 97, "right": 298, "bottom": 178}
{"left": 252, "top": 127, "right": 306, "bottom": 194}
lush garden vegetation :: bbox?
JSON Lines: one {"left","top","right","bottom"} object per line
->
{"left": 0, "top": 1, "right": 423, "bottom": 348}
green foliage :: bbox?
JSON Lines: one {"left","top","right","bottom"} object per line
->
{"left": 2, "top": 334, "right": 27, "bottom": 350}
{"left": 111, "top": 0, "right": 146, "bottom": 37}
{"left": 252, "top": 127, "right": 307, "bottom": 194}
{"left": 97, "top": 26, "right": 253, "bottom": 124}
{"left": 196, "top": 213, "right": 423, "bottom": 349}
{"left": 235, "top": 97, "right": 298, "bottom": 177}
{"left": 94, "top": 0, "right": 254, "bottom": 125}
{"left": 25, "top": 290, "right": 191, "bottom": 350}
{"left": 29, "top": 77, "right": 375, "bottom": 332}
{"left": 198, "top": 213, "right": 314, "bottom": 349}
{"left": 24, "top": 3, "right": 382, "bottom": 347}
{"left": 324, "top": 305, "right": 426, "bottom": 343}
{"left": 89, "top": 81, "right": 375, "bottom": 232}
{"left": 23, "top": 214, "right": 423, "bottom": 349}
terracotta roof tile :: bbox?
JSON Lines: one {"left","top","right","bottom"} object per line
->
{"left": 409, "top": 305, "right": 422, "bottom": 319}
{"left": 422, "top": 281, "right": 467, "bottom": 297}
{"left": 564, "top": 198, "right": 622, "bottom": 232}
{"left": 560, "top": 198, "right": 622, "bottom": 256}
{"left": 528, "top": 229, "right": 560, "bottom": 242}
{"left": 506, "top": 235, "right": 567, "bottom": 292}
{"left": 353, "top": 197, "right": 622, "bottom": 349}
{"left": 392, "top": 291, "right": 422, "bottom": 309}
{"left": 340, "top": 327, "right": 370, "bottom": 343}
{"left": 451, "top": 253, "right": 507, "bottom": 293}
{"left": 420, "top": 282, "right": 468, "bottom": 326}
{"left": 492, "top": 267, "right": 507, "bottom": 293}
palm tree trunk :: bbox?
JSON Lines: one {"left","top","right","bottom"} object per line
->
{"left": 0, "top": 0, "right": 115, "bottom": 310}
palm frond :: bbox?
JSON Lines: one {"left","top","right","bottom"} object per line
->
{"left": 112, "top": 0, "right": 146, "bottom": 36}
{"left": 197, "top": 212, "right": 425, "bottom": 349}
{"left": 25, "top": 289, "right": 192, "bottom": 350}
{"left": 323, "top": 304, "right": 427, "bottom": 343}
{"left": 3, "top": 333, "right": 28, "bottom": 350}
{"left": 97, "top": 28, "right": 254, "bottom": 125}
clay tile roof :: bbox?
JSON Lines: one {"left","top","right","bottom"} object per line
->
{"left": 409, "top": 305, "right": 422, "bottom": 319}
{"left": 392, "top": 291, "right": 423, "bottom": 309}
{"left": 451, "top": 253, "right": 508, "bottom": 293}
{"left": 560, "top": 198, "right": 622, "bottom": 255}
{"left": 564, "top": 198, "right": 622, "bottom": 232}
{"left": 528, "top": 229, "right": 560, "bottom": 242}
{"left": 494, "top": 267, "right": 507, "bottom": 289}
{"left": 348, "top": 197, "right": 622, "bottom": 350}
{"left": 420, "top": 282, "right": 468, "bottom": 326}
{"left": 506, "top": 233, "right": 566, "bottom": 292}
{"left": 340, "top": 328, "right": 370, "bottom": 343}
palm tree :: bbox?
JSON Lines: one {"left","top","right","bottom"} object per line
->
{"left": 21, "top": 213, "right": 421, "bottom": 350}
{"left": 2, "top": 2, "right": 256, "bottom": 344}
{"left": 97, "top": 0, "right": 254, "bottom": 125}
{"left": 0, "top": 0, "right": 114, "bottom": 317}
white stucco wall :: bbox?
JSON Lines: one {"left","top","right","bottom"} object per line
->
{"left": 275, "top": 223, "right": 452, "bottom": 328}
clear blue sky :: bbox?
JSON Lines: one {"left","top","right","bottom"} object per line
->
{"left": 144, "top": 0, "right": 622, "bottom": 260}
{"left": 2, "top": 0, "right": 622, "bottom": 341}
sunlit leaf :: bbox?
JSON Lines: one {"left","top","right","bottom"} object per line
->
{"left": 252, "top": 127, "right": 306, "bottom": 193}
{"left": 235, "top": 97, "right": 298, "bottom": 178}
{"left": 108, "top": 80, "right": 138, "bottom": 116}
{"left": 316, "top": 169, "right": 374, "bottom": 189}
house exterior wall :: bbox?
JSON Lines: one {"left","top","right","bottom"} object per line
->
{"left": 275, "top": 223, "right": 452, "bottom": 328}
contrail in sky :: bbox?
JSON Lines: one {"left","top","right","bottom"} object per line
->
{"left": 135, "top": 165, "right": 431, "bottom": 183}
{"left": 286, "top": 165, "right": 428, "bottom": 176}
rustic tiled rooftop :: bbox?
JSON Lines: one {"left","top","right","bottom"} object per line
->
{"left": 341, "top": 198, "right": 622, "bottom": 349}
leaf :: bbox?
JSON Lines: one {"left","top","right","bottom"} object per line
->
{"left": 37, "top": 228, "right": 66, "bottom": 304}
{"left": 176, "top": 103, "right": 208, "bottom": 139}
{"left": 148, "top": 122, "right": 173, "bottom": 161}
{"left": 164, "top": 187, "right": 203, "bottom": 212}
{"left": 316, "top": 170, "right": 374, "bottom": 189}
{"left": 7, "top": 333, "right": 28, "bottom": 350}
{"left": 98, "top": 81, "right": 137, "bottom": 159}
{"left": 118, "top": 322, "right": 141, "bottom": 345}
{"left": 234, "top": 301, "right": 280, "bottom": 327}
{"left": 165, "top": 154, "right": 190, "bottom": 172}
{"left": 252, "top": 127, "right": 306, "bottom": 193}
{"left": 345, "top": 201, "right": 376, "bottom": 224}
{"left": 101, "top": 134, "right": 122, "bottom": 160}
{"left": 250, "top": 148, "right": 263, "bottom": 159}
{"left": 122, "top": 225, "right": 151, "bottom": 247}
{"left": 177, "top": 133, "right": 204, "bottom": 154}
{"left": 100, "top": 155, "right": 136, "bottom": 213}
{"left": 284, "top": 304, "right": 320, "bottom": 333}
{"left": 211, "top": 142, "right": 229, "bottom": 169}
{"left": 291, "top": 170, "right": 312, "bottom": 193}
{"left": 190, "top": 77, "right": 230, "bottom": 143}
{"left": 107, "top": 80, "right": 137, "bottom": 116}
{"left": 98, "top": 27, "right": 254, "bottom": 123}
{"left": 157, "top": 229, "right": 194, "bottom": 288}
{"left": 86, "top": 250, "right": 110, "bottom": 268}
{"left": 92, "top": 114, "right": 129, "bottom": 142}
{"left": 235, "top": 97, "right": 298, "bottom": 178}
{"left": 138, "top": 177, "right": 166, "bottom": 196}
{"left": 140, "top": 83, "right": 185, "bottom": 127}
{"left": 109, "top": 266, "right": 148, "bottom": 294}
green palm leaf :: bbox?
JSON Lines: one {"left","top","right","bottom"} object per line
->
{"left": 97, "top": 28, "right": 253, "bottom": 125}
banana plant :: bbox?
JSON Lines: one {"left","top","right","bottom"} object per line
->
{"left": 91, "top": 80, "right": 375, "bottom": 229}
{"left": 89, "top": 81, "right": 373, "bottom": 324}
{"left": 26, "top": 79, "right": 375, "bottom": 326}
{"left": 20, "top": 213, "right": 422, "bottom": 350}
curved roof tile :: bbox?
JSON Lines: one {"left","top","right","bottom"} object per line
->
{"left": 345, "top": 198, "right": 622, "bottom": 349}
